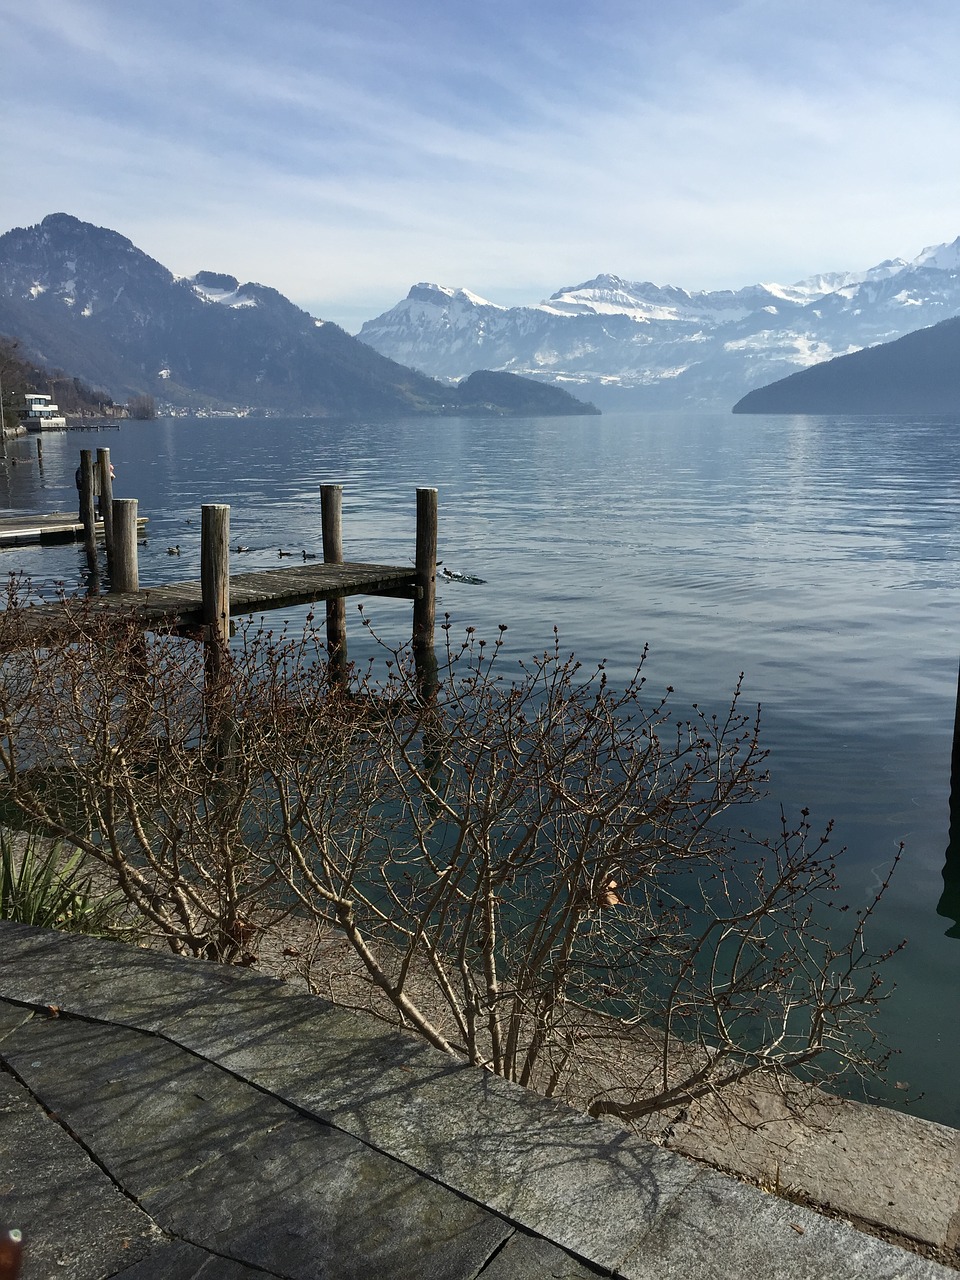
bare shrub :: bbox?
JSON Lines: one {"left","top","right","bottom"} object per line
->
{"left": 0, "top": 594, "right": 901, "bottom": 1120}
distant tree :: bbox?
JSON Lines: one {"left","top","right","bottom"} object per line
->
{"left": 127, "top": 393, "right": 158, "bottom": 420}
{"left": 0, "top": 335, "right": 113, "bottom": 422}
{"left": 0, "top": 338, "right": 27, "bottom": 433}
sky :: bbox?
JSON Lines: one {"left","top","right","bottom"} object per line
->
{"left": 2, "top": 0, "right": 959, "bottom": 330}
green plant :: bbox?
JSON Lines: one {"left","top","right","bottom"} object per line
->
{"left": 0, "top": 828, "right": 126, "bottom": 935}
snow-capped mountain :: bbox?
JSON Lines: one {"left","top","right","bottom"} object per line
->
{"left": 0, "top": 215, "right": 598, "bottom": 417}
{"left": 0, "top": 216, "right": 459, "bottom": 413}
{"left": 357, "top": 239, "right": 960, "bottom": 409}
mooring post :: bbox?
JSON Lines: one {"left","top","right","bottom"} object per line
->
{"left": 201, "top": 504, "right": 233, "bottom": 763}
{"left": 97, "top": 447, "right": 114, "bottom": 566}
{"left": 79, "top": 449, "right": 98, "bottom": 580}
{"left": 321, "top": 483, "right": 348, "bottom": 681}
{"left": 201, "top": 504, "right": 231, "bottom": 671}
{"left": 111, "top": 499, "right": 139, "bottom": 592}
{"left": 413, "top": 487, "right": 438, "bottom": 695}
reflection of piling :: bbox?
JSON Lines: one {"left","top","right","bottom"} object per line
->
{"left": 939, "top": 658, "right": 960, "bottom": 937}
{"left": 321, "top": 484, "right": 348, "bottom": 683}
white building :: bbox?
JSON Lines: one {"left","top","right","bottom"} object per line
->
{"left": 21, "top": 393, "right": 67, "bottom": 431}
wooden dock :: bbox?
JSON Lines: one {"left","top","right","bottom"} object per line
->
{"left": 0, "top": 511, "right": 147, "bottom": 548}
{"left": 9, "top": 559, "right": 419, "bottom": 644}
{"left": 1, "top": 476, "right": 440, "bottom": 683}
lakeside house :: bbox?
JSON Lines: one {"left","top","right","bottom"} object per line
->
{"left": 20, "top": 392, "right": 67, "bottom": 431}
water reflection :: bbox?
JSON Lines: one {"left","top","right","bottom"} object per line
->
{"left": 941, "top": 662, "right": 960, "bottom": 938}
{"left": 3, "top": 412, "right": 960, "bottom": 1125}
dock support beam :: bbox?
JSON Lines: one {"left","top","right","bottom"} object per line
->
{"left": 111, "top": 499, "right": 139, "bottom": 592}
{"left": 321, "top": 484, "right": 348, "bottom": 682}
{"left": 413, "top": 487, "right": 438, "bottom": 696}
{"left": 79, "top": 450, "right": 98, "bottom": 585}
{"left": 201, "top": 504, "right": 234, "bottom": 762}
{"left": 201, "top": 504, "right": 231, "bottom": 685}
{"left": 97, "top": 448, "right": 114, "bottom": 567}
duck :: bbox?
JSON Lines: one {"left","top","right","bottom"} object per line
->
{"left": 278, "top": 548, "right": 295, "bottom": 558}
{"left": 235, "top": 544, "right": 252, "bottom": 553}
{"left": 166, "top": 545, "right": 181, "bottom": 556}
{"left": 301, "top": 550, "right": 317, "bottom": 560}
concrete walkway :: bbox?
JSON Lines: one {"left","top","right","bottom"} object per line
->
{"left": 0, "top": 922, "right": 954, "bottom": 1279}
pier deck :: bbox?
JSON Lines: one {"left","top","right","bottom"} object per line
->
{"left": 0, "top": 510, "right": 147, "bottom": 548}
{"left": 6, "top": 560, "right": 420, "bottom": 643}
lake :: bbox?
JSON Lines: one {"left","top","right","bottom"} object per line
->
{"left": 4, "top": 409, "right": 959, "bottom": 1127}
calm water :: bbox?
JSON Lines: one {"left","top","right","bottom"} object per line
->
{"left": 4, "top": 411, "right": 959, "bottom": 1127}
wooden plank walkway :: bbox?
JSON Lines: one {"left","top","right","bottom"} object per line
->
{"left": 1, "top": 482, "right": 437, "bottom": 658}
{"left": 4, "top": 560, "right": 419, "bottom": 644}
{"left": 0, "top": 511, "right": 147, "bottom": 547}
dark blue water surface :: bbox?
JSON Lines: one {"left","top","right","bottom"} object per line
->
{"left": 4, "top": 410, "right": 959, "bottom": 1126}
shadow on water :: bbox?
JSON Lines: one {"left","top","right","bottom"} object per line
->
{"left": 939, "top": 660, "right": 960, "bottom": 939}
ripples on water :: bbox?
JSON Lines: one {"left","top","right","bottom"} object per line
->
{"left": 3, "top": 410, "right": 959, "bottom": 1125}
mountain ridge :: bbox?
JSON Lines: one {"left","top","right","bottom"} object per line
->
{"left": 0, "top": 215, "right": 598, "bottom": 419}
{"left": 357, "top": 239, "right": 960, "bottom": 410}
{"left": 732, "top": 316, "right": 960, "bottom": 415}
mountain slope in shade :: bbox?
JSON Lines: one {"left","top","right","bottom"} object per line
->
{"left": 732, "top": 316, "right": 960, "bottom": 414}
{"left": 454, "top": 369, "right": 599, "bottom": 415}
{"left": 0, "top": 215, "right": 599, "bottom": 418}
{"left": 0, "top": 214, "right": 451, "bottom": 415}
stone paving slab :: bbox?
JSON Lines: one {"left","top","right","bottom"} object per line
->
{"left": 2, "top": 1013, "right": 514, "bottom": 1280}
{"left": 0, "top": 921, "right": 297, "bottom": 1028}
{"left": 478, "top": 1230, "right": 608, "bottom": 1279}
{"left": 0, "top": 1071, "right": 161, "bottom": 1278}
{"left": 1, "top": 923, "right": 957, "bottom": 1280}
{"left": 0, "top": 924, "right": 702, "bottom": 1271}
{"left": 110, "top": 1239, "right": 275, "bottom": 1278}
{"left": 0, "top": 1004, "right": 31, "bottom": 1045}
{"left": 620, "top": 1166, "right": 945, "bottom": 1280}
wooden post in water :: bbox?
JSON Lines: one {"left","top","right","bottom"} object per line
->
{"left": 111, "top": 499, "right": 139, "bottom": 592}
{"left": 321, "top": 484, "right": 347, "bottom": 681}
{"left": 413, "top": 487, "right": 438, "bottom": 696}
{"left": 79, "top": 449, "right": 98, "bottom": 583}
{"left": 201, "top": 504, "right": 233, "bottom": 760}
{"left": 97, "top": 447, "right": 114, "bottom": 566}
{"left": 201, "top": 504, "right": 231, "bottom": 677}
{"left": 112, "top": 498, "right": 147, "bottom": 676}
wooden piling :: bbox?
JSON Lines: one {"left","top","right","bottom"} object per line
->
{"left": 111, "top": 499, "right": 139, "bottom": 592}
{"left": 201, "top": 504, "right": 235, "bottom": 764}
{"left": 79, "top": 450, "right": 98, "bottom": 581}
{"left": 413, "top": 487, "right": 438, "bottom": 696}
{"left": 321, "top": 484, "right": 347, "bottom": 680}
{"left": 201, "top": 504, "right": 231, "bottom": 660}
{"left": 97, "top": 447, "right": 114, "bottom": 566}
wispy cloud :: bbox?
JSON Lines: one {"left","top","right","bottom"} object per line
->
{"left": 2, "top": 0, "right": 959, "bottom": 326}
